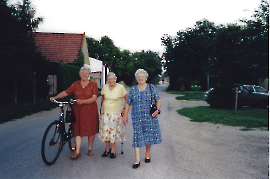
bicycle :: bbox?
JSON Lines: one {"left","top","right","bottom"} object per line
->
{"left": 41, "top": 99, "right": 76, "bottom": 165}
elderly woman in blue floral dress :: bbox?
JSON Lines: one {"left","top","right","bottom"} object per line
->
{"left": 123, "top": 69, "right": 162, "bottom": 169}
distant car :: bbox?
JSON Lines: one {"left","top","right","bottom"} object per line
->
{"left": 203, "top": 85, "right": 269, "bottom": 108}
{"left": 203, "top": 88, "right": 214, "bottom": 101}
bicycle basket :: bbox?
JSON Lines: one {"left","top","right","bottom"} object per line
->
{"left": 65, "top": 103, "right": 76, "bottom": 123}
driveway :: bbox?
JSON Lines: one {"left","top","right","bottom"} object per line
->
{"left": 0, "top": 84, "right": 268, "bottom": 178}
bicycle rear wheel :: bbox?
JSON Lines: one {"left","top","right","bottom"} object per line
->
{"left": 68, "top": 123, "right": 76, "bottom": 151}
{"left": 41, "top": 121, "right": 63, "bottom": 165}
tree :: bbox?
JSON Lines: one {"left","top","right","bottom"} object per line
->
{"left": 241, "top": 0, "right": 269, "bottom": 81}
{"left": 10, "top": 0, "right": 43, "bottom": 33}
{"left": 132, "top": 50, "right": 162, "bottom": 84}
{"left": 162, "top": 1, "right": 269, "bottom": 91}
{"left": 76, "top": 50, "right": 84, "bottom": 67}
{"left": 211, "top": 1, "right": 269, "bottom": 86}
{"left": 161, "top": 19, "right": 216, "bottom": 90}
{"left": 0, "top": 0, "right": 48, "bottom": 104}
{"left": 87, "top": 36, "right": 136, "bottom": 85}
{"left": 86, "top": 36, "right": 162, "bottom": 85}
{"left": 86, "top": 37, "right": 102, "bottom": 59}
{"left": 115, "top": 50, "right": 135, "bottom": 85}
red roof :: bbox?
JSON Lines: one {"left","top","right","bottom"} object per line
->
{"left": 30, "top": 32, "right": 85, "bottom": 63}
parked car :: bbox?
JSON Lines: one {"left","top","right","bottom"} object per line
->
{"left": 203, "top": 85, "right": 269, "bottom": 108}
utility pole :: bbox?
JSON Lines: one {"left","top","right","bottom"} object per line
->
{"left": 234, "top": 87, "right": 238, "bottom": 114}
{"left": 34, "top": 72, "right": 36, "bottom": 103}
{"left": 207, "top": 75, "right": 210, "bottom": 90}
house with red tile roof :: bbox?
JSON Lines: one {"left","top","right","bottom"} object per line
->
{"left": 30, "top": 32, "right": 89, "bottom": 64}
{"left": 30, "top": 32, "right": 109, "bottom": 91}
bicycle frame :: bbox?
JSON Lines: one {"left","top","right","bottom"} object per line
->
{"left": 53, "top": 99, "right": 75, "bottom": 146}
{"left": 41, "top": 99, "right": 76, "bottom": 165}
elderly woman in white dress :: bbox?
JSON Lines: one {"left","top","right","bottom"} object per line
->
{"left": 99, "top": 72, "right": 128, "bottom": 158}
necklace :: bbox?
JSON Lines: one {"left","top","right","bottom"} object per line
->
{"left": 81, "top": 81, "right": 89, "bottom": 89}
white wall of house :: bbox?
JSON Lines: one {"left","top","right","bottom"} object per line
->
{"left": 89, "top": 57, "right": 108, "bottom": 89}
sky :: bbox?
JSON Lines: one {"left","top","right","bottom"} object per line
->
{"left": 9, "top": 0, "right": 264, "bottom": 55}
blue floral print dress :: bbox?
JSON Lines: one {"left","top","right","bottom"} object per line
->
{"left": 127, "top": 84, "right": 162, "bottom": 147}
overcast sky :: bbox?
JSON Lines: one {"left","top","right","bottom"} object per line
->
{"left": 9, "top": 0, "right": 264, "bottom": 55}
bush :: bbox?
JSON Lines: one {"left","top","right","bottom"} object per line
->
{"left": 48, "top": 62, "right": 80, "bottom": 93}
{"left": 190, "top": 85, "right": 202, "bottom": 91}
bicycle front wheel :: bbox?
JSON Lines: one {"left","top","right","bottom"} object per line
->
{"left": 41, "top": 121, "right": 63, "bottom": 165}
{"left": 68, "top": 123, "right": 76, "bottom": 151}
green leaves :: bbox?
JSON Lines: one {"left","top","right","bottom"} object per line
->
{"left": 162, "top": 19, "right": 216, "bottom": 91}
{"left": 162, "top": 2, "right": 269, "bottom": 91}
{"left": 132, "top": 50, "right": 162, "bottom": 84}
{"left": 0, "top": 0, "right": 48, "bottom": 104}
{"left": 76, "top": 50, "right": 84, "bottom": 67}
{"left": 86, "top": 36, "right": 162, "bottom": 86}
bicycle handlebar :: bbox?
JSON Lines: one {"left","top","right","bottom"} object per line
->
{"left": 51, "top": 99, "right": 76, "bottom": 104}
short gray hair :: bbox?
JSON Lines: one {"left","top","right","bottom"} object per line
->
{"left": 79, "top": 64, "right": 91, "bottom": 75}
{"left": 135, "top": 69, "right": 148, "bottom": 79}
{"left": 107, "top": 72, "right": 117, "bottom": 80}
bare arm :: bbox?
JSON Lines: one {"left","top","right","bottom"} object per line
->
{"left": 152, "top": 99, "right": 161, "bottom": 117}
{"left": 156, "top": 99, "right": 161, "bottom": 110}
{"left": 121, "top": 93, "right": 128, "bottom": 117}
{"left": 123, "top": 102, "right": 130, "bottom": 126}
{"left": 101, "top": 95, "right": 105, "bottom": 106}
{"left": 51, "top": 91, "right": 68, "bottom": 100}
{"left": 76, "top": 95, "right": 97, "bottom": 105}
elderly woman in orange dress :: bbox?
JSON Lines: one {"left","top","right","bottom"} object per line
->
{"left": 51, "top": 64, "right": 99, "bottom": 159}
{"left": 99, "top": 72, "right": 128, "bottom": 159}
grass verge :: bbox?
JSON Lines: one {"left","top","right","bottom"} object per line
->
{"left": 166, "top": 90, "right": 204, "bottom": 101}
{"left": 177, "top": 106, "right": 268, "bottom": 129}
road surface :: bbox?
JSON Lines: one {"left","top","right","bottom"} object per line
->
{"left": 0, "top": 84, "right": 268, "bottom": 178}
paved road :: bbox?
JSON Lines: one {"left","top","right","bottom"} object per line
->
{"left": 0, "top": 84, "right": 178, "bottom": 179}
{"left": 0, "top": 84, "right": 268, "bottom": 179}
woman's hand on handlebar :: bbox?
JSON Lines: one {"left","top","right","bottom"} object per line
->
{"left": 76, "top": 99, "right": 83, "bottom": 105}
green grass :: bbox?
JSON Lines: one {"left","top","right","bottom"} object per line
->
{"left": 166, "top": 90, "right": 204, "bottom": 101}
{"left": 177, "top": 106, "right": 268, "bottom": 129}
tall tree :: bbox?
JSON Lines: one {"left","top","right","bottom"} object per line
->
{"left": 241, "top": 0, "right": 269, "bottom": 81}
{"left": 87, "top": 36, "right": 162, "bottom": 85}
{"left": 132, "top": 50, "right": 162, "bottom": 84}
{"left": 0, "top": 0, "right": 47, "bottom": 104}
{"left": 87, "top": 36, "right": 136, "bottom": 85}
{"left": 161, "top": 19, "right": 216, "bottom": 90}
{"left": 162, "top": 1, "right": 269, "bottom": 91}
{"left": 211, "top": 1, "right": 269, "bottom": 86}
{"left": 113, "top": 50, "right": 135, "bottom": 85}
{"left": 86, "top": 37, "right": 102, "bottom": 59}
{"left": 10, "top": 0, "right": 43, "bottom": 32}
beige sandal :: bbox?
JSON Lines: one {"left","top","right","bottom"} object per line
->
{"left": 71, "top": 152, "right": 81, "bottom": 159}
{"left": 88, "top": 150, "right": 93, "bottom": 156}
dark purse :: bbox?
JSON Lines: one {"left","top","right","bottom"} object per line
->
{"left": 65, "top": 103, "right": 76, "bottom": 123}
{"left": 149, "top": 84, "right": 160, "bottom": 115}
